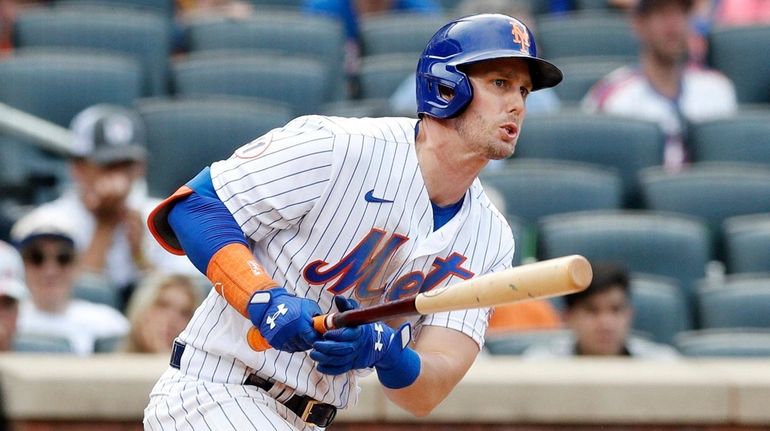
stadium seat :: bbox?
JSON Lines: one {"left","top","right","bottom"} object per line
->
{"left": 172, "top": 52, "right": 327, "bottom": 116}
{"left": 73, "top": 284, "right": 121, "bottom": 309}
{"left": 358, "top": 54, "right": 416, "bottom": 100}
{"left": 674, "top": 329, "right": 770, "bottom": 358}
{"left": 319, "top": 99, "right": 394, "bottom": 118}
{"left": 484, "top": 329, "right": 571, "bottom": 355}
{"left": 536, "top": 12, "right": 638, "bottom": 60}
{"left": 359, "top": 12, "right": 448, "bottom": 57}
{"left": 53, "top": 0, "right": 174, "bottom": 17}
{"left": 575, "top": 0, "right": 611, "bottom": 10}
{"left": 630, "top": 274, "right": 689, "bottom": 345}
{"left": 186, "top": 13, "right": 345, "bottom": 100}
{"left": 538, "top": 210, "right": 711, "bottom": 323}
{"left": 0, "top": 50, "right": 141, "bottom": 126}
{"left": 14, "top": 6, "right": 170, "bottom": 95}
{"left": 723, "top": 214, "right": 770, "bottom": 274}
{"left": 479, "top": 159, "right": 623, "bottom": 225}
{"left": 137, "top": 97, "right": 293, "bottom": 197}
{"left": 548, "top": 57, "right": 628, "bottom": 104}
{"left": 639, "top": 163, "right": 770, "bottom": 257}
{"left": 697, "top": 275, "right": 770, "bottom": 329}
{"left": 94, "top": 335, "right": 127, "bottom": 353}
{"left": 515, "top": 112, "right": 664, "bottom": 206}
{"left": 708, "top": 25, "right": 770, "bottom": 104}
{"left": 13, "top": 333, "right": 74, "bottom": 353}
{"left": 247, "top": 0, "right": 303, "bottom": 8}
{"left": 689, "top": 110, "right": 770, "bottom": 165}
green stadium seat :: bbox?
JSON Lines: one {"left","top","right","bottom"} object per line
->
{"left": 13, "top": 333, "right": 74, "bottom": 353}
{"left": 723, "top": 214, "right": 770, "bottom": 274}
{"left": 172, "top": 52, "right": 327, "bottom": 116}
{"left": 14, "top": 6, "right": 170, "bottom": 95}
{"left": 359, "top": 12, "right": 447, "bottom": 57}
{"left": 630, "top": 274, "right": 689, "bottom": 345}
{"left": 73, "top": 285, "right": 121, "bottom": 310}
{"left": 708, "top": 25, "right": 770, "bottom": 104}
{"left": 535, "top": 12, "right": 638, "bottom": 60}
{"left": 0, "top": 50, "right": 141, "bottom": 126}
{"left": 689, "top": 110, "right": 770, "bottom": 165}
{"left": 186, "top": 12, "right": 345, "bottom": 101}
{"left": 484, "top": 329, "right": 571, "bottom": 355}
{"left": 138, "top": 97, "right": 293, "bottom": 197}
{"left": 675, "top": 329, "right": 770, "bottom": 357}
{"left": 480, "top": 159, "right": 623, "bottom": 225}
{"left": 538, "top": 210, "right": 711, "bottom": 324}
{"left": 697, "top": 275, "right": 770, "bottom": 329}
{"left": 358, "top": 54, "right": 416, "bottom": 100}
{"left": 640, "top": 163, "right": 770, "bottom": 257}
{"left": 516, "top": 112, "right": 664, "bottom": 206}
{"left": 549, "top": 56, "right": 628, "bottom": 104}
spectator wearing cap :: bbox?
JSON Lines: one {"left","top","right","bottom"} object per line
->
{"left": 0, "top": 241, "right": 25, "bottom": 351}
{"left": 27, "top": 104, "right": 197, "bottom": 309}
{"left": 10, "top": 209, "right": 129, "bottom": 355}
{"left": 581, "top": 0, "right": 737, "bottom": 171}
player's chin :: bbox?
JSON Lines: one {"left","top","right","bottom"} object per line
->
{"left": 487, "top": 141, "right": 517, "bottom": 160}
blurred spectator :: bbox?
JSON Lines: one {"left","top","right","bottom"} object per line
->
{"left": 23, "top": 104, "right": 196, "bottom": 309}
{"left": 389, "top": 0, "right": 562, "bottom": 117}
{"left": 11, "top": 209, "right": 129, "bottom": 355}
{"left": 582, "top": 0, "right": 736, "bottom": 171}
{"left": 523, "top": 261, "right": 679, "bottom": 358}
{"left": 121, "top": 272, "right": 202, "bottom": 353}
{"left": 305, "top": 0, "right": 441, "bottom": 97}
{"left": 0, "top": 241, "right": 25, "bottom": 351}
{"left": 714, "top": 0, "right": 770, "bottom": 25}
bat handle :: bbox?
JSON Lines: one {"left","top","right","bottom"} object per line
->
{"left": 312, "top": 313, "right": 336, "bottom": 334}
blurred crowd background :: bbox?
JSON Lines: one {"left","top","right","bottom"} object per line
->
{"left": 0, "top": 0, "right": 769, "bottom": 361}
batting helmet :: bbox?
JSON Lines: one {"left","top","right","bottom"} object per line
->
{"left": 416, "top": 14, "right": 563, "bottom": 119}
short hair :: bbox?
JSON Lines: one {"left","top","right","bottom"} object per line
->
{"left": 633, "top": 0, "right": 694, "bottom": 15}
{"left": 564, "top": 261, "right": 630, "bottom": 309}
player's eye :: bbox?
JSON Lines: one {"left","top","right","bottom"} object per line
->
{"left": 493, "top": 79, "right": 506, "bottom": 88}
{"left": 520, "top": 86, "right": 530, "bottom": 98}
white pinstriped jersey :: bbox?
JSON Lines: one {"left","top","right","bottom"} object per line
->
{"left": 177, "top": 115, "right": 515, "bottom": 409}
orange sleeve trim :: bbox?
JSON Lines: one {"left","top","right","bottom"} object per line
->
{"left": 147, "top": 185, "right": 194, "bottom": 256}
{"left": 206, "top": 243, "right": 279, "bottom": 318}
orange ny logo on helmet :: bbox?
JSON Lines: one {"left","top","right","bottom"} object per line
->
{"left": 509, "top": 20, "right": 531, "bottom": 54}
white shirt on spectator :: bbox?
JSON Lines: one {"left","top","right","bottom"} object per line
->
{"left": 581, "top": 64, "right": 737, "bottom": 169}
{"left": 18, "top": 299, "right": 129, "bottom": 355}
{"left": 522, "top": 334, "right": 680, "bottom": 360}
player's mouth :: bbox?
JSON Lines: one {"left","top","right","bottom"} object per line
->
{"left": 499, "top": 123, "right": 519, "bottom": 141}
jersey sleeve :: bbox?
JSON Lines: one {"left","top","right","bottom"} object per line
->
{"left": 209, "top": 116, "right": 336, "bottom": 242}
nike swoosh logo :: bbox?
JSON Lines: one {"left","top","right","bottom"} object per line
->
{"left": 364, "top": 189, "right": 393, "bottom": 203}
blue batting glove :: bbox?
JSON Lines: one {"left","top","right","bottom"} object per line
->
{"left": 247, "top": 288, "right": 322, "bottom": 352}
{"left": 310, "top": 296, "right": 421, "bottom": 389}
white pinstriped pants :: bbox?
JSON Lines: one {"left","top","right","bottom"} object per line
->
{"left": 144, "top": 368, "right": 322, "bottom": 431}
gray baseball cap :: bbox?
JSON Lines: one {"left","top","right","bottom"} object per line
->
{"left": 70, "top": 104, "right": 148, "bottom": 165}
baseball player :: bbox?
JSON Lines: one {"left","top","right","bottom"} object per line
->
{"left": 144, "top": 13, "right": 562, "bottom": 430}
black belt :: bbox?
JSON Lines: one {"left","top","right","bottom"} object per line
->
{"left": 170, "top": 341, "right": 336, "bottom": 428}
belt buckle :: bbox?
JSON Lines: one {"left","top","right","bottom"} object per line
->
{"left": 300, "top": 399, "right": 336, "bottom": 428}
{"left": 300, "top": 399, "right": 319, "bottom": 423}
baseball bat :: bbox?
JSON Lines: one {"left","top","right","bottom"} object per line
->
{"left": 311, "top": 254, "right": 592, "bottom": 334}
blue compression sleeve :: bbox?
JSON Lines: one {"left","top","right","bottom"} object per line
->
{"left": 167, "top": 168, "right": 248, "bottom": 274}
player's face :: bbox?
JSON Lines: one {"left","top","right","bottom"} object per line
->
{"left": 565, "top": 286, "right": 633, "bottom": 356}
{"left": 453, "top": 58, "right": 532, "bottom": 160}
{"left": 21, "top": 238, "right": 77, "bottom": 313}
{"left": 634, "top": 4, "right": 690, "bottom": 64}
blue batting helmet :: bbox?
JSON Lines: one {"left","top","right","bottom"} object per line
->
{"left": 416, "top": 14, "right": 563, "bottom": 119}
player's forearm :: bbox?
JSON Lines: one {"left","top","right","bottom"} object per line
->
{"left": 382, "top": 326, "right": 479, "bottom": 416}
